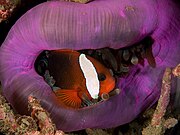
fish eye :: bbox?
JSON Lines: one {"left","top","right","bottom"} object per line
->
{"left": 98, "top": 73, "right": 106, "bottom": 81}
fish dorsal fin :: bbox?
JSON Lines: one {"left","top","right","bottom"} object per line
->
{"left": 55, "top": 89, "right": 81, "bottom": 109}
{"left": 79, "top": 54, "right": 100, "bottom": 99}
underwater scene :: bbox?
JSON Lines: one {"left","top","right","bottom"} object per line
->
{"left": 0, "top": 0, "right": 180, "bottom": 134}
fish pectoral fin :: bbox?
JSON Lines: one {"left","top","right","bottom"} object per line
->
{"left": 54, "top": 89, "right": 81, "bottom": 108}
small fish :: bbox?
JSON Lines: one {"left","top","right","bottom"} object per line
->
{"left": 48, "top": 49, "right": 115, "bottom": 109}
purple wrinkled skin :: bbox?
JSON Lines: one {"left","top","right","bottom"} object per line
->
{"left": 0, "top": 0, "right": 180, "bottom": 132}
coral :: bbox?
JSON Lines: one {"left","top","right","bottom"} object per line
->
{"left": 142, "top": 67, "right": 179, "bottom": 135}
{"left": 0, "top": 0, "right": 19, "bottom": 23}
{"left": 85, "top": 128, "right": 111, "bottom": 135}
{"left": 15, "top": 116, "right": 38, "bottom": 135}
{"left": 173, "top": 64, "right": 180, "bottom": 77}
{"left": 28, "top": 96, "right": 59, "bottom": 134}
{"left": 151, "top": 68, "right": 172, "bottom": 127}
{"left": 0, "top": 95, "right": 65, "bottom": 135}
{"left": 54, "top": 0, "right": 92, "bottom": 4}
{"left": 0, "top": 95, "right": 17, "bottom": 134}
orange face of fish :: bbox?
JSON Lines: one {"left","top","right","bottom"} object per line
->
{"left": 48, "top": 49, "right": 115, "bottom": 109}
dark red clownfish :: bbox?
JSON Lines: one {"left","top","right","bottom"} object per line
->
{"left": 47, "top": 50, "right": 115, "bottom": 109}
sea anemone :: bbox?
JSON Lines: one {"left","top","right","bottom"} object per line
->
{"left": 0, "top": 0, "right": 180, "bottom": 132}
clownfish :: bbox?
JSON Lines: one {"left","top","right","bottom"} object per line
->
{"left": 47, "top": 50, "right": 115, "bottom": 109}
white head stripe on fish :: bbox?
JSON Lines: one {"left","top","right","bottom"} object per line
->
{"left": 79, "top": 54, "right": 100, "bottom": 99}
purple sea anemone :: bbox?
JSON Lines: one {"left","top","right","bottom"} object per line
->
{"left": 0, "top": 0, "right": 180, "bottom": 132}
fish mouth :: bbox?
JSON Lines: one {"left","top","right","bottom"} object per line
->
{"left": 35, "top": 36, "right": 156, "bottom": 109}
